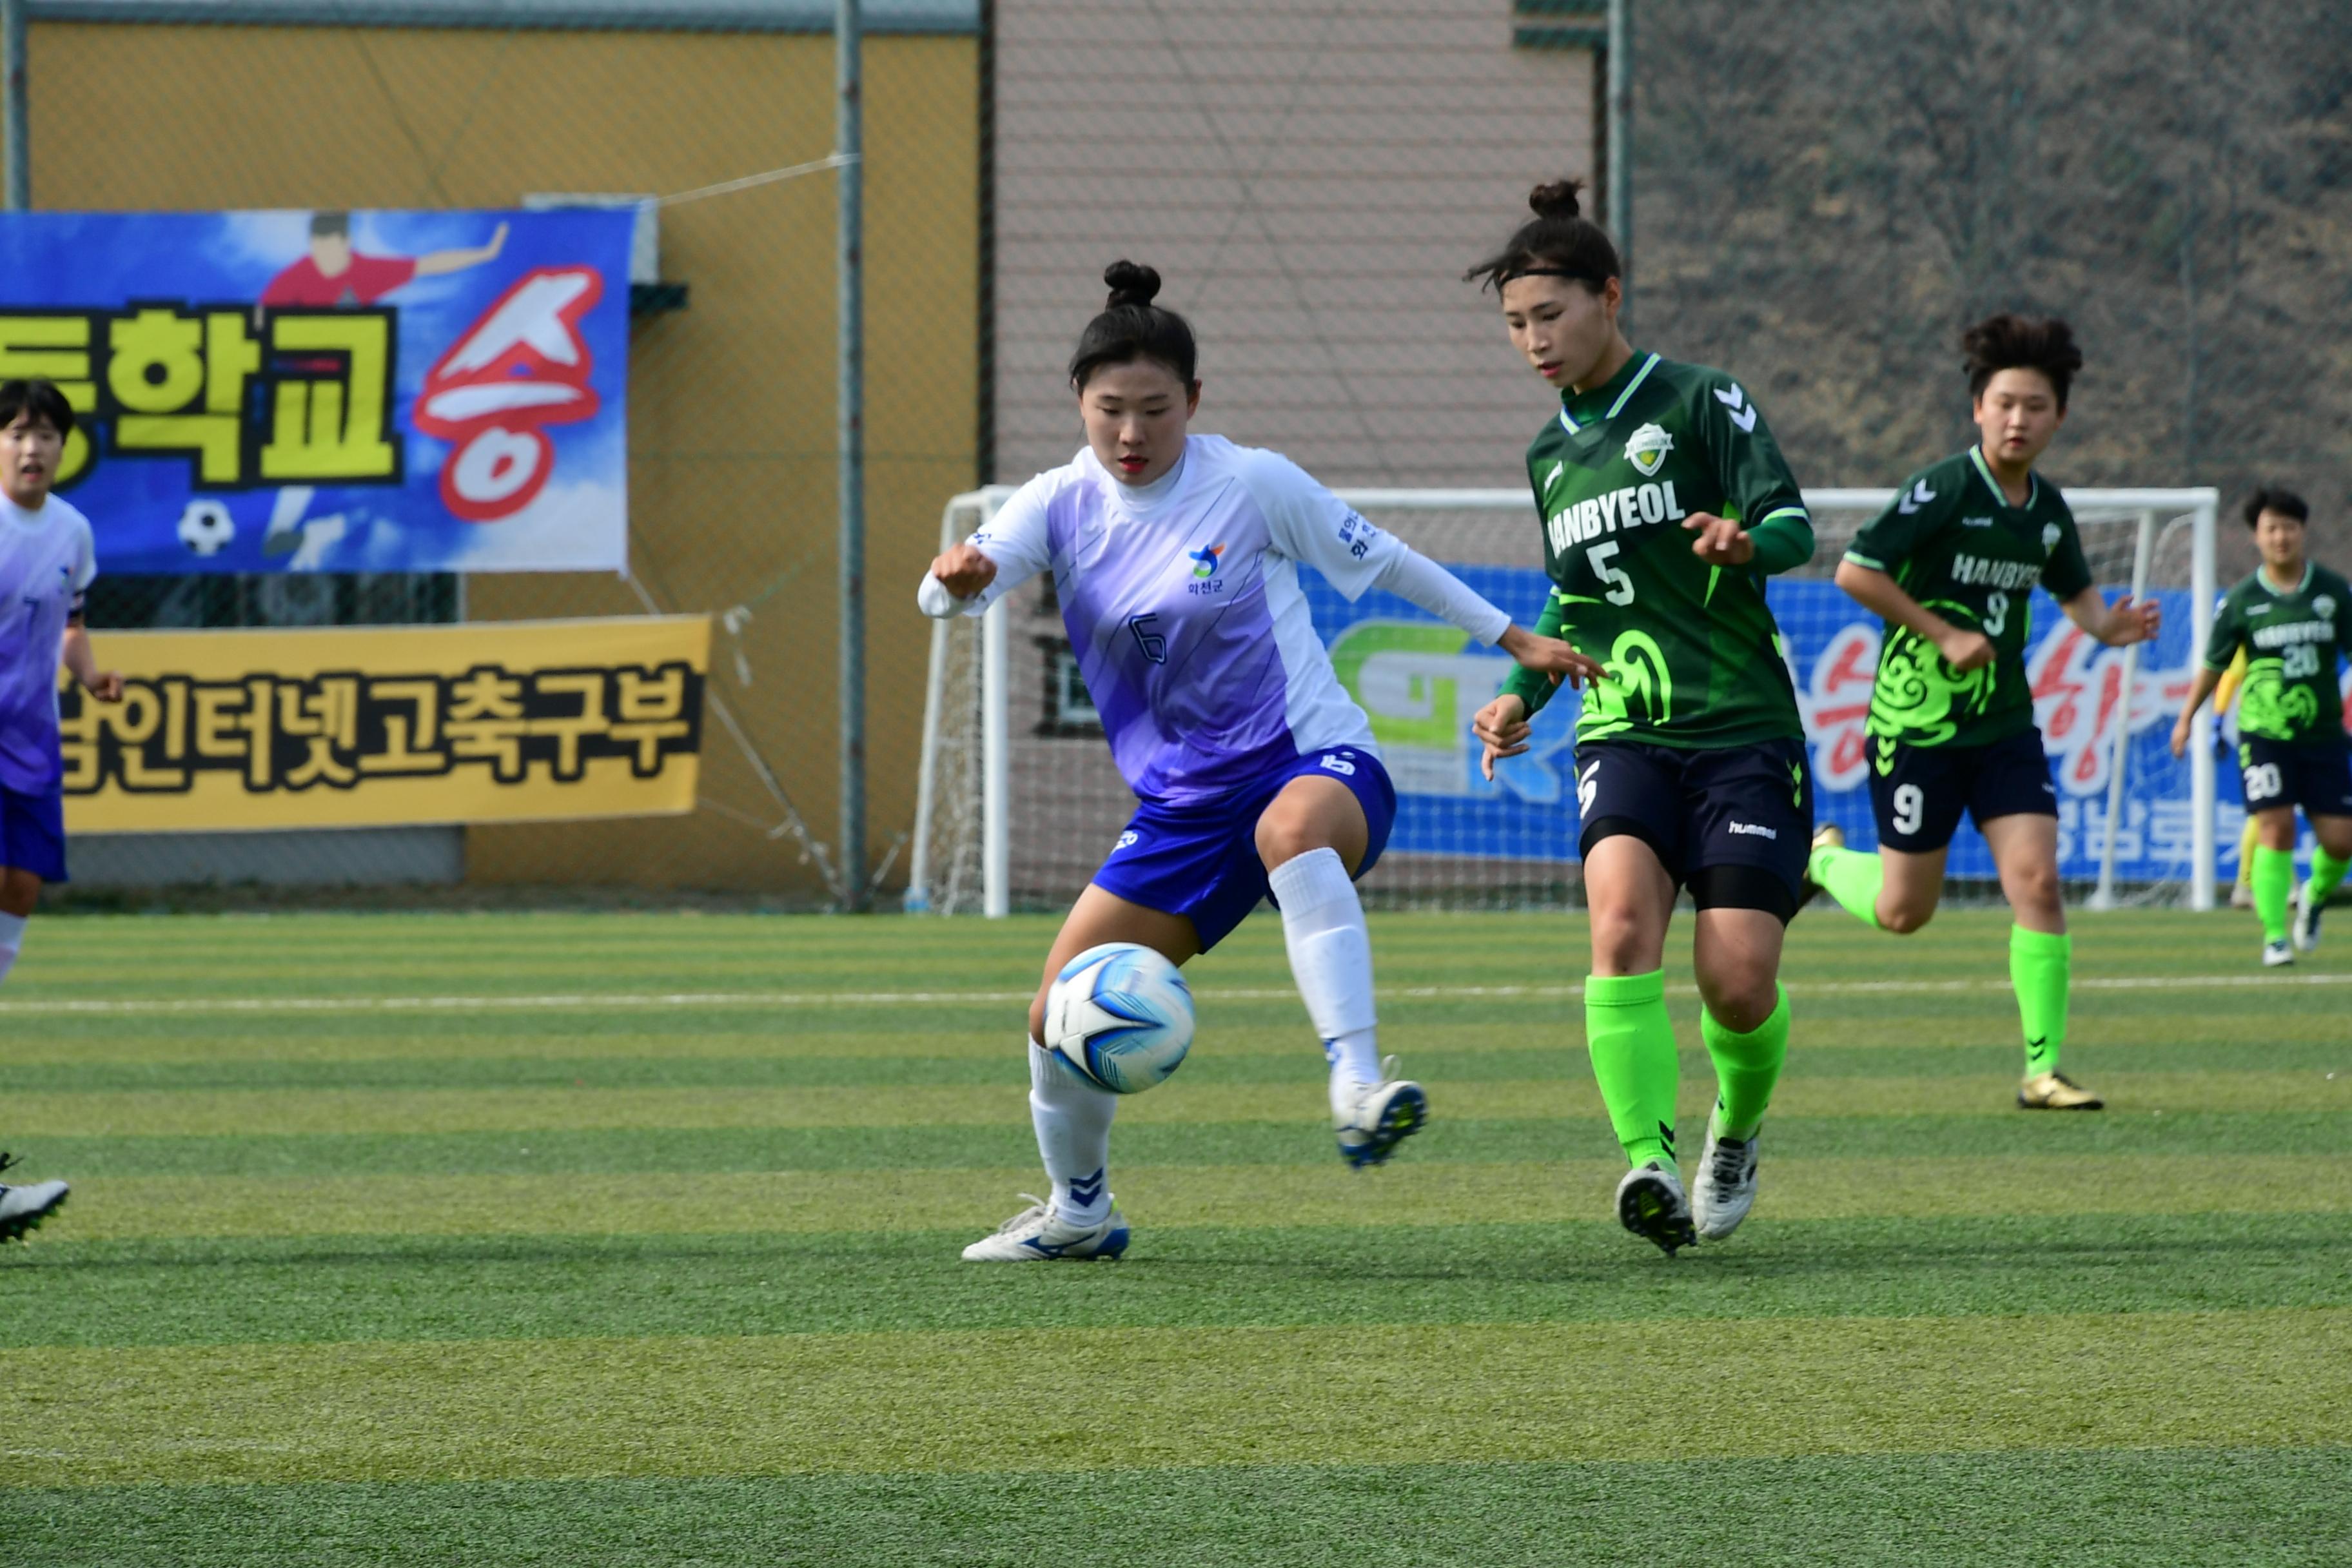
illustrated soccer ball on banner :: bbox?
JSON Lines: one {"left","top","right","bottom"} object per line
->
{"left": 1044, "top": 943, "right": 1195, "bottom": 1093}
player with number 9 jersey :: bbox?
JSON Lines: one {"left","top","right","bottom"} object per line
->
{"left": 923, "top": 261, "right": 1598, "bottom": 1264}
{"left": 1467, "top": 179, "right": 1818, "bottom": 1257}
{"left": 1808, "top": 315, "right": 2162, "bottom": 1111}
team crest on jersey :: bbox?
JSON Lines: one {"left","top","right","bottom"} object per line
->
{"left": 1623, "top": 423, "right": 1673, "bottom": 477}
{"left": 2041, "top": 522, "right": 2061, "bottom": 551}
{"left": 2317, "top": 595, "right": 2337, "bottom": 620}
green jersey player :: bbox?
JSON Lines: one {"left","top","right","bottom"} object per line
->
{"left": 1466, "top": 179, "right": 1817, "bottom": 1255}
{"left": 1806, "top": 317, "right": 2160, "bottom": 1110}
{"left": 2170, "top": 487, "right": 2352, "bottom": 966}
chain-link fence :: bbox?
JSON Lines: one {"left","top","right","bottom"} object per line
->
{"left": 5, "top": 1, "right": 2346, "bottom": 903}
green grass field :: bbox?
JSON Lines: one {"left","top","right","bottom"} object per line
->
{"left": 3, "top": 906, "right": 2348, "bottom": 1566}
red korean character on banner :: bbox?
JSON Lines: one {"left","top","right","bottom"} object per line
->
{"left": 413, "top": 267, "right": 605, "bottom": 522}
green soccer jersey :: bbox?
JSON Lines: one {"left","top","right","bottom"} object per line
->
{"left": 2202, "top": 562, "right": 2351, "bottom": 744}
{"left": 1498, "top": 350, "right": 1814, "bottom": 749}
{"left": 1844, "top": 446, "right": 2093, "bottom": 758}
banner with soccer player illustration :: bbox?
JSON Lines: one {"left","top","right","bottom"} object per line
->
{"left": 1306, "top": 570, "right": 2340, "bottom": 885}
{"left": 0, "top": 208, "right": 632, "bottom": 574}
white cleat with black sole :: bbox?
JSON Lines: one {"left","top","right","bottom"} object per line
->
{"left": 1689, "top": 1114, "right": 1759, "bottom": 1241}
{"left": 0, "top": 1154, "right": 68, "bottom": 1244}
{"left": 961, "top": 1194, "right": 1130, "bottom": 1262}
{"left": 1333, "top": 1055, "right": 1429, "bottom": 1170}
{"left": 2293, "top": 881, "right": 2324, "bottom": 955}
{"left": 1615, "top": 1159, "right": 1696, "bottom": 1256}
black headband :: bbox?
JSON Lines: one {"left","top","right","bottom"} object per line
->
{"left": 1500, "top": 266, "right": 1606, "bottom": 284}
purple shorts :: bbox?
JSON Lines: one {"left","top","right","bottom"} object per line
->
{"left": 1090, "top": 745, "right": 1396, "bottom": 952}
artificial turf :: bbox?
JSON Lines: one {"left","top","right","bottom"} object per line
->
{"left": 3, "top": 906, "right": 2347, "bottom": 1563}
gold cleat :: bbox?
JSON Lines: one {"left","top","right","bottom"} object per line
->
{"left": 2018, "top": 1070, "right": 2103, "bottom": 1111}
{"left": 1796, "top": 823, "right": 1845, "bottom": 911}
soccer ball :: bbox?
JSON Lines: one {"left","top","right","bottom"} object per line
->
{"left": 177, "top": 500, "right": 237, "bottom": 557}
{"left": 1044, "top": 942, "right": 1195, "bottom": 1094}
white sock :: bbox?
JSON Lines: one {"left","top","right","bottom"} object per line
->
{"left": 1029, "top": 1038, "right": 1115, "bottom": 1224}
{"left": 0, "top": 912, "right": 24, "bottom": 988}
{"left": 1267, "top": 847, "right": 1380, "bottom": 1118}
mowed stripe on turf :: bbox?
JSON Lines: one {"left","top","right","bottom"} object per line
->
{"left": 10, "top": 1070, "right": 2335, "bottom": 1135}
{"left": 46, "top": 1153, "right": 2352, "bottom": 1239}
{"left": 11, "top": 1309, "right": 2348, "bottom": 1485}
{"left": 3, "top": 966, "right": 2349, "bottom": 1017}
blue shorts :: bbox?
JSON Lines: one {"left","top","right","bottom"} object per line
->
{"left": 0, "top": 783, "right": 67, "bottom": 883}
{"left": 1092, "top": 745, "right": 1397, "bottom": 952}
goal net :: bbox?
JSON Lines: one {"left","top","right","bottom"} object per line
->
{"left": 910, "top": 485, "right": 2221, "bottom": 916}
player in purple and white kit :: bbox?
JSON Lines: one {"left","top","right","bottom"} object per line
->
{"left": 927, "top": 264, "right": 1602, "bottom": 1261}
{"left": 0, "top": 379, "right": 124, "bottom": 1242}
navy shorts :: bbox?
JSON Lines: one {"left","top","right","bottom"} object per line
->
{"left": 1092, "top": 745, "right": 1397, "bottom": 952}
{"left": 2238, "top": 737, "right": 2352, "bottom": 816}
{"left": 1869, "top": 728, "right": 2056, "bottom": 854}
{"left": 1576, "top": 736, "right": 1813, "bottom": 919}
{"left": 0, "top": 783, "right": 67, "bottom": 883}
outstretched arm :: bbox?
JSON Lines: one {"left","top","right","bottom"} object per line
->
{"left": 415, "top": 220, "right": 510, "bottom": 279}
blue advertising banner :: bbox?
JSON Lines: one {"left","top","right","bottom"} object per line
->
{"left": 0, "top": 208, "right": 632, "bottom": 574}
{"left": 1309, "top": 569, "right": 2346, "bottom": 884}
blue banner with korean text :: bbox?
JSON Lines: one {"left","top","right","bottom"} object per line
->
{"left": 0, "top": 208, "right": 631, "bottom": 574}
{"left": 1306, "top": 569, "right": 2344, "bottom": 886}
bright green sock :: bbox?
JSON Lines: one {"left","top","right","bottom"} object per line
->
{"left": 2253, "top": 846, "right": 2295, "bottom": 945}
{"left": 1584, "top": 970, "right": 1680, "bottom": 1170}
{"left": 1808, "top": 843, "right": 1884, "bottom": 928}
{"left": 2008, "top": 926, "right": 2070, "bottom": 1077}
{"left": 2308, "top": 848, "right": 2352, "bottom": 909}
{"left": 1701, "top": 985, "right": 1788, "bottom": 1140}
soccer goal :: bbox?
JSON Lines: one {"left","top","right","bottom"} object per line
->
{"left": 908, "top": 484, "right": 2221, "bottom": 917}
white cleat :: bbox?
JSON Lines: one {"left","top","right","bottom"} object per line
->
{"left": 961, "top": 1194, "right": 1130, "bottom": 1262}
{"left": 2293, "top": 881, "right": 2324, "bottom": 954}
{"left": 1614, "top": 1159, "right": 1696, "bottom": 1256}
{"left": 1333, "top": 1055, "right": 1429, "bottom": 1170}
{"left": 1689, "top": 1114, "right": 1759, "bottom": 1240}
{"left": 0, "top": 1155, "right": 68, "bottom": 1244}
{"left": 2263, "top": 939, "right": 2297, "bottom": 968}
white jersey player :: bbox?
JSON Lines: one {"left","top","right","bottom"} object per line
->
{"left": 923, "top": 262, "right": 1602, "bottom": 1261}
{"left": 0, "top": 378, "right": 125, "bottom": 1242}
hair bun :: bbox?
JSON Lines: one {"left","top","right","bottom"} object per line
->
{"left": 1103, "top": 259, "right": 1163, "bottom": 309}
{"left": 1527, "top": 179, "right": 1584, "bottom": 220}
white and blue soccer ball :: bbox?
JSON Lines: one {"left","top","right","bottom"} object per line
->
{"left": 1044, "top": 942, "right": 1195, "bottom": 1094}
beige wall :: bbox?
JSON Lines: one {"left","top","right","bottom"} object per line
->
{"left": 28, "top": 21, "right": 980, "bottom": 895}
{"left": 994, "top": 1, "right": 1595, "bottom": 487}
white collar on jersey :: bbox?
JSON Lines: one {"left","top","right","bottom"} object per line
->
{"left": 1966, "top": 444, "right": 2040, "bottom": 511}
{"left": 1557, "top": 351, "right": 1660, "bottom": 436}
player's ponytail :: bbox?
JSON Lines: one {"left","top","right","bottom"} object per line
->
{"left": 1464, "top": 177, "right": 1621, "bottom": 295}
{"left": 1069, "top": 260, "right": 1200, "bottom": 392}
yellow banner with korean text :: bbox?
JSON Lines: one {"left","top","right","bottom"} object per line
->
{"left": 59, "top": 616, "right": 708, "bottom": 833}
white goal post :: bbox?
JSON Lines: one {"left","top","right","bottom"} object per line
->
{"left": 910, "top": 485, "right": 2220, "bottom": 917}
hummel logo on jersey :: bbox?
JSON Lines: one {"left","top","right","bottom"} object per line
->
{"left": 1623, "top": 422, "right": 1674, "bottom": 476}
{"left": 1542, "top": 460, "right": 1565, "bottom": 495}
{"left": 1727, "top": 821, "right": 1778, "bottom": 839}
{"left": 1962, "top": 514, "right": 1994, "bottom": 528}
{"left": 1712, "top": 384, "right": 1758, "bottom": 433}
{"left": 1897, "top": 480, "right": 1936, "bottom": 515}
